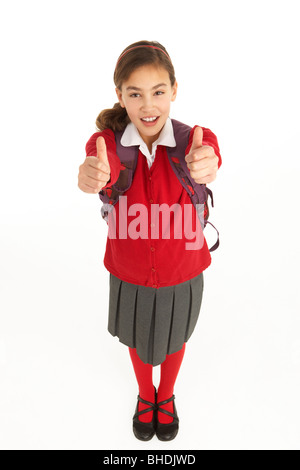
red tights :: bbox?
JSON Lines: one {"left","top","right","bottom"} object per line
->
{"left": 129, "top": 343, "right": 186, "bottom": 424}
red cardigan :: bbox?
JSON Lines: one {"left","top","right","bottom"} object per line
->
{"left": 85, "top": 125, "right": 222, "bottom": 288}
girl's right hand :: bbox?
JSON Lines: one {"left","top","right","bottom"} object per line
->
{"left": 78, "top": 136, "right": 111, "bottom": 193}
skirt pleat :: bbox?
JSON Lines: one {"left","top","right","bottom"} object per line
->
{"left": 168, "top": 281, "right": 191, "bottom": 354}
{"left": 108, "top": 272, "right": 204, "bottom": 366}
{"left": 118, "top": 281, "right": 138, "bottom": 346}
{"left": 135, "top": 286, "right": 156, "bottom": 364}
{"left": 186, "top": 274, "right": 204, "bottom": 340}
{"left": 152, "top": 287, "right": 174, "bottom": 366}
{"left": 107, "top": 274, "right": 122, "bottom": 337}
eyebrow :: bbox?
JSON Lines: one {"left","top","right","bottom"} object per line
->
{"left": 126, "top": 83, "right": 168, "bottom": 91}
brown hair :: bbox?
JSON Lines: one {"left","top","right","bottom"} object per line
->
{"left": 95, "top": 40, "right": 176, "bottom": 132}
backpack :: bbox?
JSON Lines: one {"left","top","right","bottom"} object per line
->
{"left": 99, "top": 119, "right": 219, "bottom": 252}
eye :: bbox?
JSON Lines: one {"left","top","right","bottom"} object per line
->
{"left": 155, "top": 91, "right": 164, "bottom": 96}
{"left": 130, "top": 93, "right": 140, "bottom": 98}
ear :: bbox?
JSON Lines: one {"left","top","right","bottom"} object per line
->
{"left": 171, "top": 80, "right": 178, "bottom": 102}
{"left": 115, "top": 87, "right": 125, "bottom": 108}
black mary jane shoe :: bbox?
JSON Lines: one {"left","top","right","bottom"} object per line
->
{"left": 156, "top": 395, "right": 179, "bottom": 441}
{"left": 132, "top": 390, "right": 157, "bottom": 441}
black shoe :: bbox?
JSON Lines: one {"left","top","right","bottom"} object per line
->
{"left": 156, "top": 395, "right": 179, "bottom": 441}
{"left": 132, "top": 389, "right": 157, "bottom": 441}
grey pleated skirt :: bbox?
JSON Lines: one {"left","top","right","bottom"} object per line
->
{"left": 107, "top": 272, "right": 204, "bottom": 366}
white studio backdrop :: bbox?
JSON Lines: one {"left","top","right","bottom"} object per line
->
{"left": 0, "top": 0, "right": 299, "bottom": 450}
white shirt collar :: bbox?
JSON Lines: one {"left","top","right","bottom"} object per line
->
{"left": 120, "top": 117, "right": 176, "bottom": 167}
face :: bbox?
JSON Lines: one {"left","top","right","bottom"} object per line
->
{"left": 115, "top": 64, "right": 178, "bottom": 149}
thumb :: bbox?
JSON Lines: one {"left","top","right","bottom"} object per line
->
{"left": 190, "top": 126, "right": 203, "bottom": 151}
{"left": 96, "top": 136, "right": 110, "bottom": 172}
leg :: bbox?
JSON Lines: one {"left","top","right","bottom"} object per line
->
{"left": 128, "top": 347, "right": 155, "bottom": 423}
{"left": 157, "top": 342, "right": 186, "bottom": 424}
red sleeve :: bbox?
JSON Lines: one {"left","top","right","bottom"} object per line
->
{"left": 186, "top": 125, "right": 222, "bottom": 169}
{"left": 85, "top": 128, "right": 121, "bottom": 189}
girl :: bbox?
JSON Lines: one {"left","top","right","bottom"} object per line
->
{"left": 78, "top": 40, "right": 222, "bottom": 441}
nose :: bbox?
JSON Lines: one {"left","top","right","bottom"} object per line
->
{"left": 140, "top": 93, "right": 155, "bottom": 112}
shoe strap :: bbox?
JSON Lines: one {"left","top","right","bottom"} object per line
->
{"left": 156, "top": 395, "right": 178, "bottom": 420}
{"left": 137, "top": 395, "right": 157, "bottom": 408}
{"left": 156, "top": 394, "right": 175, "bottom": 407}
{"left": 133, "top": 395, "right": 157, "bottom": 419}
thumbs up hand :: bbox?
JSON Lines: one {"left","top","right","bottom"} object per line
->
{"left": 78, "top": 136, "right": 111, "bottom": 193}
{"left": 185, "top": 127, "right": 219, "bottom": 184}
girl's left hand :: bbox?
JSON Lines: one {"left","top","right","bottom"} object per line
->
{"left": 185, "top": 127, "right": 219, "bottom": 184}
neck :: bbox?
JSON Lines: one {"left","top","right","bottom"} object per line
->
{"left": 147, "top": 142, "right": 153, "bottom": 154}
{"left": 139, "top": 132, "right": 160, "bottom": 155}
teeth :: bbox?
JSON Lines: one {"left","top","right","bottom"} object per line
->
{"left": 142, "top": 117, "right": 157, "bottom": 122}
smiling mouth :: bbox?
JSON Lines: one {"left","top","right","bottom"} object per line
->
{"left": 141, "top": 116, "right": 159, "bottom": 122}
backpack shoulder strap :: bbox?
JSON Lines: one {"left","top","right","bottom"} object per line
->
{"left": 166, "top": 119, "right": 207, "bottom": 205}
{"left": 167, "top": 119, "right": 219, "bottom": 252}
{"left": 99, "top": 129, "right": 139, "bottom": 208}
{"left": 113, "top": 129, "right": 139, "bottom": 192}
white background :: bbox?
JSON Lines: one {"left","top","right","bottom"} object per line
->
{"left": 0, "top": 0, "right": 299, "bottom": 451}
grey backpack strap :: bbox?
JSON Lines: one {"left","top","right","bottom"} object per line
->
{"left": 205, "top": 221, "right": 220, "bottom": 252}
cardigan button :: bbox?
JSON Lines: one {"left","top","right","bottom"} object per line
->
{"left": 152, "top": 267, "right": 156, "bottom": 272}
{"left": 149, "top": 199, "right": 153, "bottom": 203}
{"left": 152, "top": 284, "right": 157, "bottom": 288}
{"left": 150, "top": 246, "right": 155, "bottom": 252}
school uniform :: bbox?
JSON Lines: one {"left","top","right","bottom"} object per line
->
{"left": 85, "top": 117, "right": 222, "bottom": 366}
